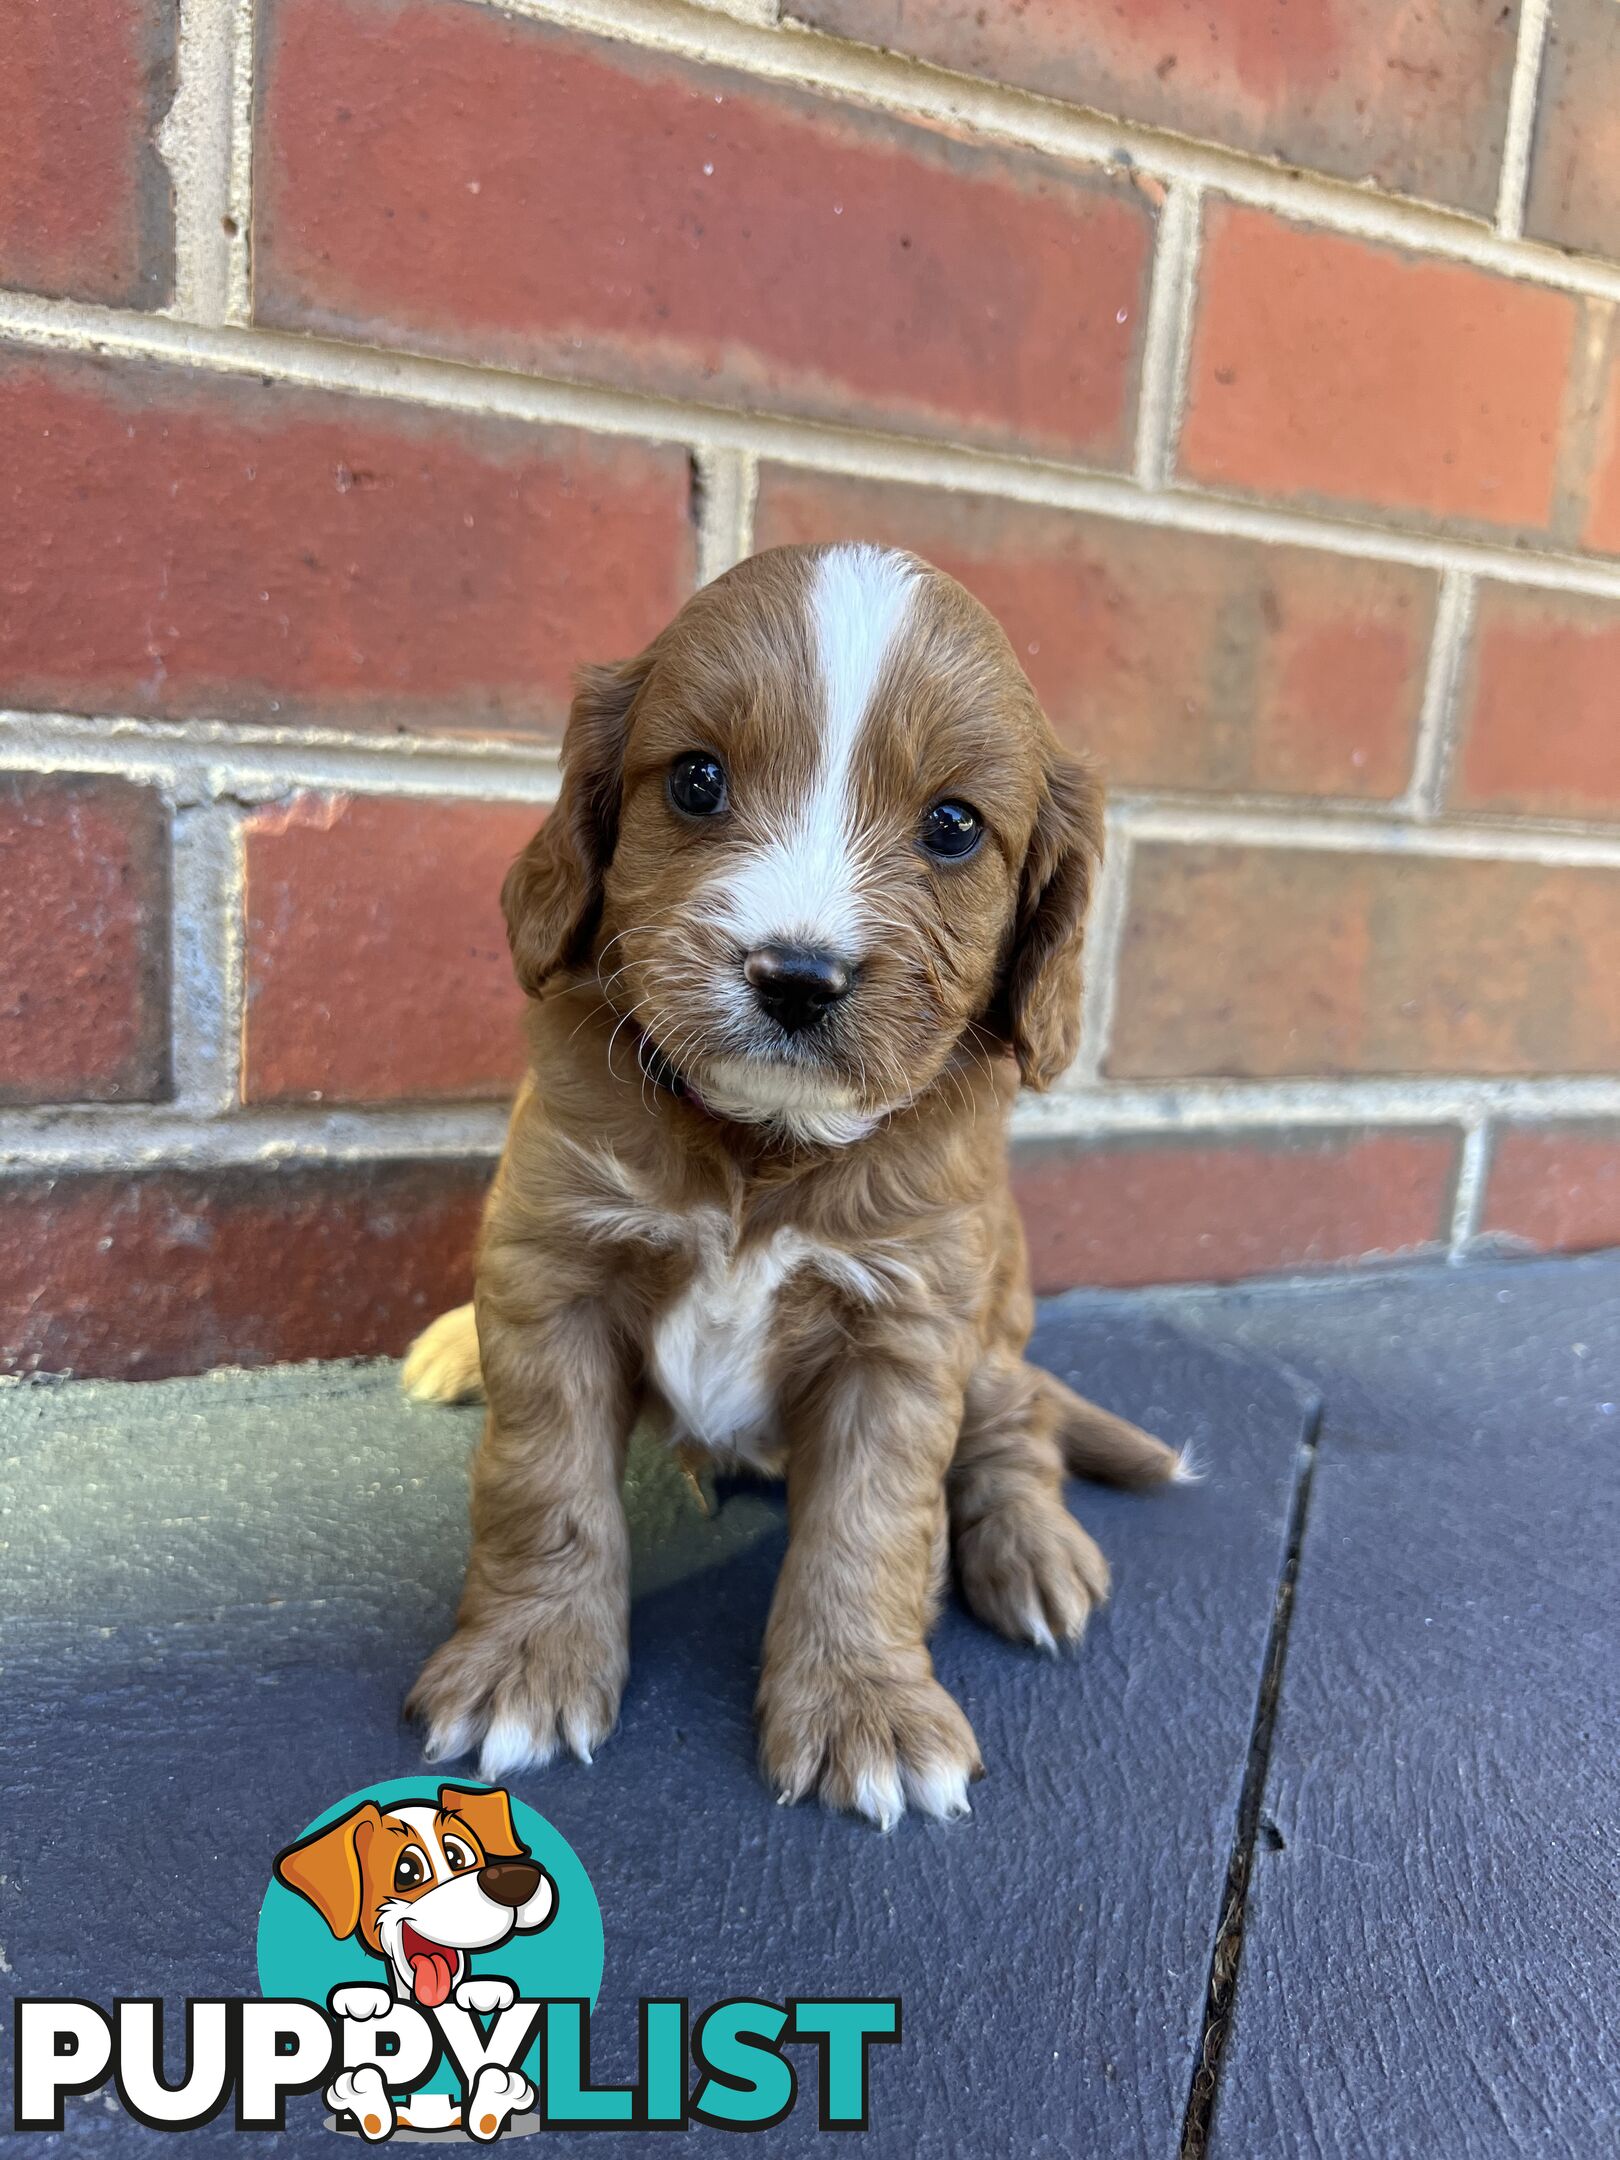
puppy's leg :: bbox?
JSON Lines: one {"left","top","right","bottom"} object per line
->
{"left": 949, "top": 1355, "right": 1114, "bottom": 1653}
{"left": 407, "top": 1250, "right": 636, "bottom": 1780}
{"left": 758, "top": 1337, "right": 980, "bottom": 1828}
{"left": 402, "top": 1302, "right": 485, "bottom": 1405}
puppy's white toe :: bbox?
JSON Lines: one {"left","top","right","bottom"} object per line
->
{"left": 421, "top": 1718, "right": 474, "bottom": 1766}
{"left": 851, "top": 1763, "right": 906, "bottom": 1833}
{"left": 478, "top": 1716, "right": 556, "bottom": 1781}
{"left": 330, "top": 1984, "right": 393, "bottom": 2022}
{"left": 453, "top": 1976, "right": 517, "bottom": 2015}
{"left": 903, "top": 1756, "right": 973, "bottom": 1822}
{"left": 327, "top": 2065, "right": 394, "bottom": 2141}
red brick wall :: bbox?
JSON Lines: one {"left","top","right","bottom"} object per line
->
{"left": 3, "top": 0, "right": 1619, "bottom": 1377}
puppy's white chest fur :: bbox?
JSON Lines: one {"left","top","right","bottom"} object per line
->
{"left": 650, "top": 1226, "right": 801, "bottom": 1464}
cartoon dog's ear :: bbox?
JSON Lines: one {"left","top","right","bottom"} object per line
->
{"left": 1000, "top": 751, "right": 1105, "bottom": 1092}
{"left": 438, "top": 1784, "right": 527, "bottom": 1861}
{"left": 502, "top": 647, "right": 654, "bottom": 997}
{"left": 273, "top": 1802, "right": 383, "bottom": 1940}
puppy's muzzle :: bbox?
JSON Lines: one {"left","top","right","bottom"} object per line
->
{"left": 477, "top": 1859, "right": 544, "bottom": 1908}
{"left": 744, "top": 945, "right": 854, "bottom": 1036}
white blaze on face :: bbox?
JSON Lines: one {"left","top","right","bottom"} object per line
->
{"left": 717, "top": 543, "right": 916, "bottom": 959}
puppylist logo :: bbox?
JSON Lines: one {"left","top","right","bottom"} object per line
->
{"left": 12, "top": 1778, "right": 901, "bottom": 2142}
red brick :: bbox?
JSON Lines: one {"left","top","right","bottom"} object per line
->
{"left": 1179, "top": 203, "right": 1581, "bottom": 536}
{"left": 1480, "top": 1123, "right": 1620, "bottom": 1254}
{"left": 0, "top": 0, "right": 174, "bottom": 306}
{"left": 0, "top": 1160, "right": 488, "bottom": 1379}
{"left": 1452, "top": 585, "right": 1620, "bottom": 820}
{"left": 0, "top": 773, "right": 168, "bottom": 1104}
{"left": 253, "top": 0, "right": 1153, "bottom": 465}
{"left": 1524, "top": 0, "right": 1620, "bottom": 263}
{"left": 1014, "top": 1127, "right": 1459, "bottom": 1291}
{"left": 1583, "top": 358, "right": 1620, "bottom": 557}
{"left": 791, "top": 0, "right": 1518, "bottom": 217}
{"left": 0, "top": 348, "right": 693, "bottom": 734}
{"left": 755, "top": 466, "right": 1433, "bottom": 798}
{"left": 1109, "top": 843, "right": 1620, "bottom": 1080}
{"left": 242, "top": 793, "right": 537, "bottom": 1104}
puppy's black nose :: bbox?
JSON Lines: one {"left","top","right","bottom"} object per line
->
{"left": 478, "top": 1859, "right": 543, "bottom": 1909}
{"left": 744, "top": 945, "right": 853, "bottom": 1034}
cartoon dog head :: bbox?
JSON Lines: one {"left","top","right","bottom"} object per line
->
{"left": 274, "top": 1785, "right": 556, "bottom": 2005}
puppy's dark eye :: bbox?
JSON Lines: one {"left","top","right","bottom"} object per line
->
{"left": 393, "top": 1848, "right": 428, "bottom": 1892}
{"left": 668, "top": 752, "right": 728, "bottom": 818}
{"left": 919, "top": 800, "right": 983, "bottom": 860}
{"left": 441, "top": 1837, "right": 477, "bottom": 1874}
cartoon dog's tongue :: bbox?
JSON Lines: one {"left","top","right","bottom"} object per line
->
{"left": 401, "top": 1923, "right": 458, "bottom": 2007}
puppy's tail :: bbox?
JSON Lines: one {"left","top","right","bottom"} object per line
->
{"left": 1037, "top": 1369, "right": 1187, "bottom": 1490}
{"left": 402, "top": 1303, "right": 485, "bottom": 1405}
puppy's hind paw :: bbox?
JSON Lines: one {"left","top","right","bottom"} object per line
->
{"left": 327, "top": 2066, "right": 395, "bottom": 2142}
{"left": 955, "top": 1488, "right": 1110, "bottom": 1653}
{"left": 402, "top": 1304, "right": 484, "bottom": 1405}
{"left": 466, "top": 2065, "right": 533, "bottom": 2142}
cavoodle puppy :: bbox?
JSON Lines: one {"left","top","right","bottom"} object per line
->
{"left": 405, "top": 542, "right": 1182, "bottom": 1827}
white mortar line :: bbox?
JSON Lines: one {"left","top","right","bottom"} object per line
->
{"left": 1447, "top": 1119, "right": 1494, "bottom": 1254}
{"left": 691, "top": 0, "right": 779, "bottom": 22}
{"left": 1116, "top": 799, "right": 1620, "bottom": 869}
{"left": 692, "top": 446, "right": 759, "bottom": 582}
{"left": 156, "top": 0, "right": 234, "bottom": 324}
{"left": 1073, "top": 821, "right": 1133, "bottom": 1086}
{"left": 155, "top": 0, "right": 254, "bottom": 326}
{"left": 2, "top": 1077, "right": 1615, "bottom": 1175}
{"left": 13, "top": 712, "right": 1620, "bottom": 857}
{"left": 169, "top": 801, "right": 245, "bottom": 1114}
{"left": 11, "top": 710, "right": 1620, "bottom": 861}
{"left": 9, "top": 292, "right": 1620, "bottom": 606}
{"left": 1401, "top": 570, "right": 1477, "bottom": 819}
{"left": 225, "top": 0, "right": 256, "bottom": 323}
{"left": 1496, "top": 0, "right": 1553, "bottom": 240}
{"left": 1016, "top": 1075, "right": 1620, "bottom": 1136}
{"left": 494, "top": 0, "right": 1620, "bottom": 304}
{"left": 1133, "top": 183, "right": 1202, "bottom": 489}
{"left": 0, "top": 1104, "right": 514, "bottom": 1174}
{"left": 0, "top": 712, "right": 562, "bottom": 805}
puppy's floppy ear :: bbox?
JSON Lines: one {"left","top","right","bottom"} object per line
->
{"left": 502, "top": 648, "right": 652, "bottom": 996}
{"left": 1003, "top": 752, "right": 1105, "bottom": 1091}
{"left": 273, "top": 1801, "right": 383, "bottom": 1940}
{"left": 438, "top": 1784, "right": 528, "bottom": 1860}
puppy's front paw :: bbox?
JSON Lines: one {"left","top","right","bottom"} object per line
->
{"left": 407, "top": 1612, "right": 627, "bottom": 1781}
{"left": 465, "top": 2065, "right": 533, "bottom": 2142}
{"left": 955, "top": 1489, "right": 1110, "bottom": 1652}
{"left": 327, "top": 2066, "right": 395, "bottom": 2141}
{"left": 453, "top": 1976, "right": 516, "bottom": 2015}
{"left": 330, "top": 1984, "right": 394, "bottom": 2022}
{"left": 759, "top": 1657, "right": 981, "bottom": 1829}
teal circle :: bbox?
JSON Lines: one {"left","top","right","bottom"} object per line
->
{"left": 257, "top": 1777, "right": 603, "bottom": 2097}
